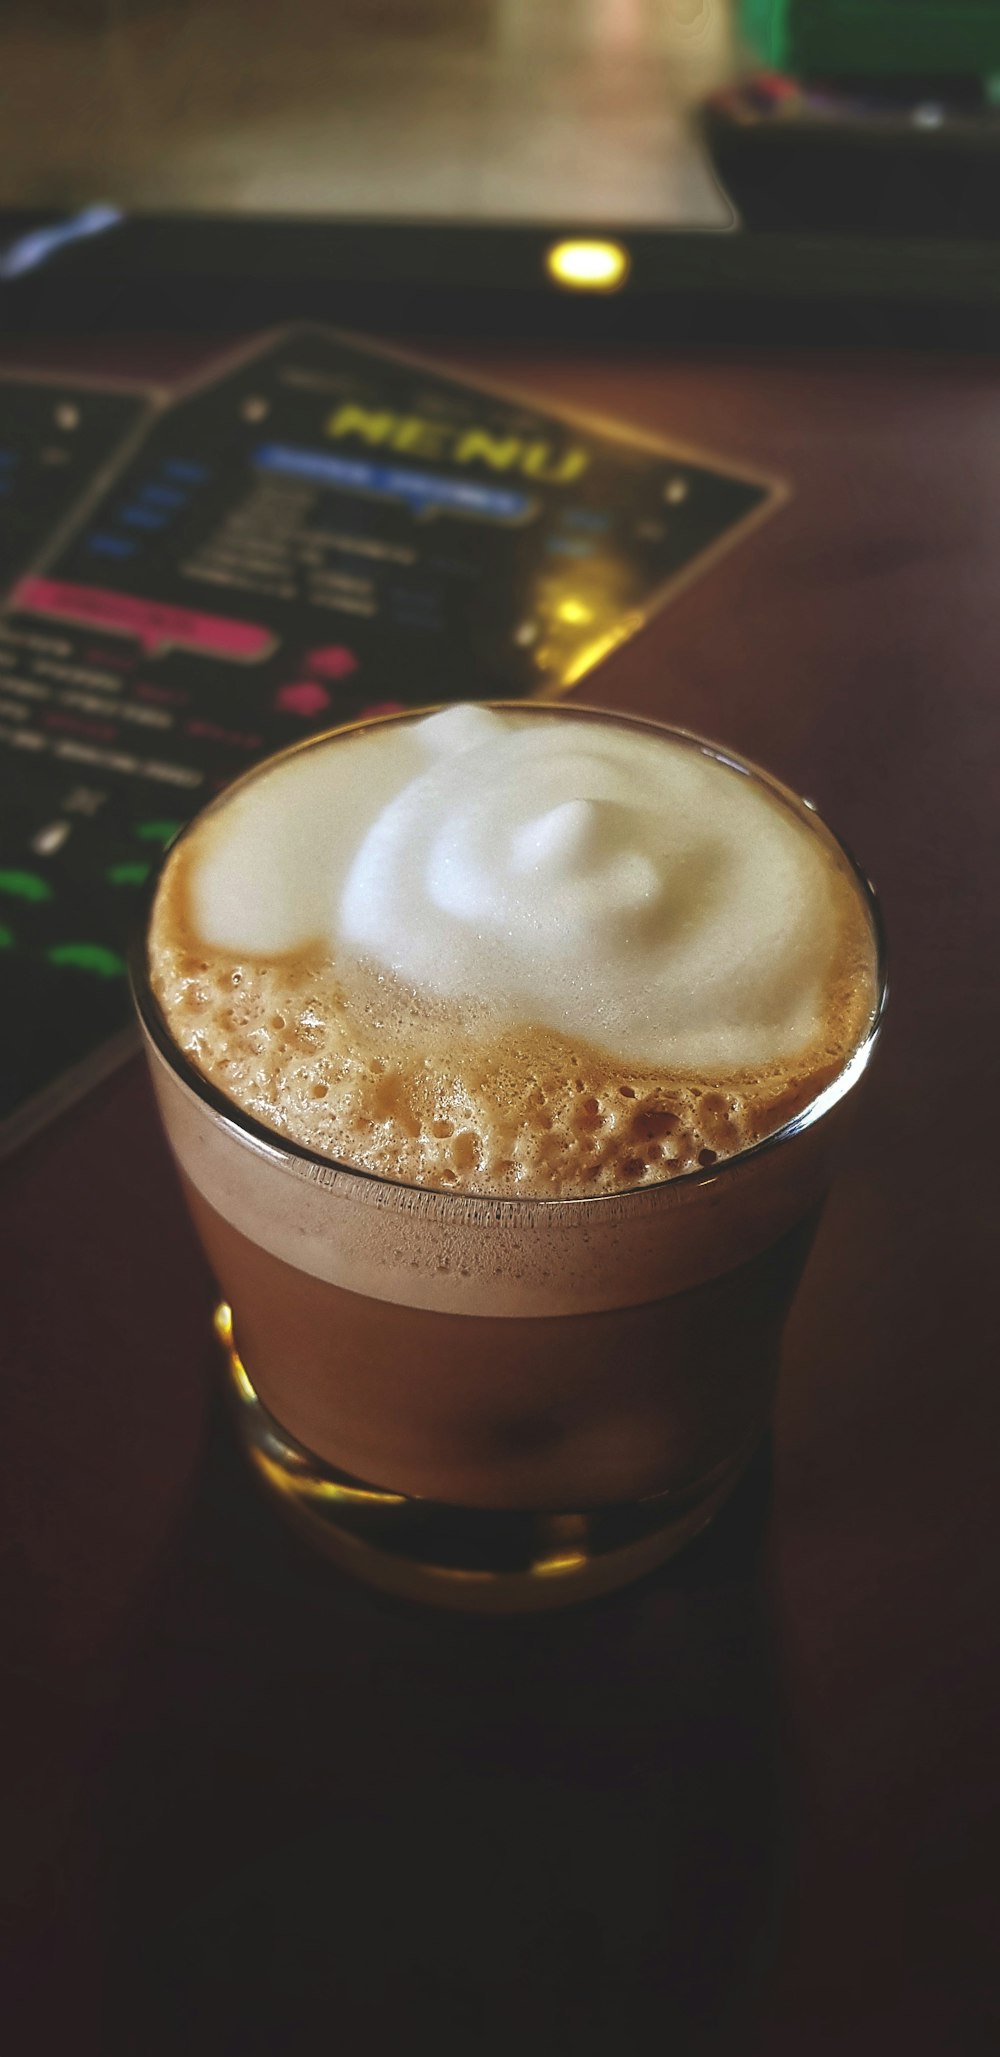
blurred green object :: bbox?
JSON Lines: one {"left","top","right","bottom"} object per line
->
{"left": 741, "top": 1, "right": 1000, "bottom": 75}
{"left": 740, "top": 1, "right": 790, "bottom": 68}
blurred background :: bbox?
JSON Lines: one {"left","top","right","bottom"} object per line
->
{"left": 1, "top": 0, "right": 735, "bottom": 225}
{"left": 5, "top": 2, "right": 1000, "bottom": 330}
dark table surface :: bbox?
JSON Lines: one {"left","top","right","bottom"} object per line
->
{"left": 1, "top": 336, "right": 997, "bottom": 2057}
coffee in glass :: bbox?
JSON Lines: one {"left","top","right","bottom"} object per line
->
{"left": 133, "top": 703, "right": 884, "bottom": 1608}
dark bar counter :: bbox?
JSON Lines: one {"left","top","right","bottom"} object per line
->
{"left": 1, "top": 327, "right": 996, "bottom": 2056}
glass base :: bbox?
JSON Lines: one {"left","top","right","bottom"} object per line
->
{"left": 215, "top": 1304, "right": 755, "bottom": 1612}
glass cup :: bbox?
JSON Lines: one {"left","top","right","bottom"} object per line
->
{"left": 131, "top": 707, "right": 886, "bottom": 1610}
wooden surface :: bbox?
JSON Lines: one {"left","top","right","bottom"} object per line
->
{"left": 2, "top": 338, "right": 997, "bottom": 2056}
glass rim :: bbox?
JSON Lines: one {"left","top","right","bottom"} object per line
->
{"left": 129, "top": 699, "right": 889, "bottom": 1214}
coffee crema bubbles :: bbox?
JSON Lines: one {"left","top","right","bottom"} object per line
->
{"left": 148, "top": 705, "right": 878, "bottom": 1197}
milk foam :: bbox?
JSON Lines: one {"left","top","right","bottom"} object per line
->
{"left": 149, "top": 705, "right": 878, "bottom": 1202}
{"left": 190, "top": 705, "right": 839, "bottom": 1072}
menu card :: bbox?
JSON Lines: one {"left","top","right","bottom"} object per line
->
{"left": 0, "top": 327, "right": 781, "bottom": 1149}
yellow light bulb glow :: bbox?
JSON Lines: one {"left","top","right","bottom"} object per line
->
{"left": 546, "top": 239, "right": 630, "bottom": 292}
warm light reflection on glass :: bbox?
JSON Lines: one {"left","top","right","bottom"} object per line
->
{"left": 210, "top": 1309, "right": 677, "bottom": 1602}
{"left": 252, "top": 1444, "right": 405, "bottom": 1509}
{"left": 533, "top": 1551, "right": 590, "bottom": 1578}
{"left": 215, "top": 1304, "right": 408, "bottom": 1506}
{"left": 546, "top": 238, "right": 630, "bottom": 292}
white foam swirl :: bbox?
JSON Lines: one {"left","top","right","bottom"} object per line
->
{"left": 191, "top": 705, "right": 839, "bottom": 1070}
